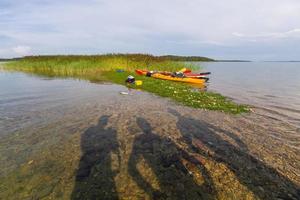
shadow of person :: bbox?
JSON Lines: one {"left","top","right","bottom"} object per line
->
{"left": 168, "top": 108, "right": 300, "bottom": 200}
{"left": 71, "top": 115, "right": 120, "bottom": 200}
{"left": 128, "top": 117, "right": 216, "bottom": 200}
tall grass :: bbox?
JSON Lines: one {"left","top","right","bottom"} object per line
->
{"left": 5, "top": 54, "right": 194, "bottom": 79}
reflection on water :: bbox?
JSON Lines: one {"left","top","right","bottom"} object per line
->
{"left": 0, "top": 71, "right": 125, "bottom": 135}
{"left": 199, "top": 62, "right": 300, "bottom": 127}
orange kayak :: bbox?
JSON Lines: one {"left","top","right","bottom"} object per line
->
{"left": 135, "top": 69, "right": 205, "bottom": 84}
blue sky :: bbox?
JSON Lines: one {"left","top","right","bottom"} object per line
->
{"left": 0, "top": 0, "right": 300, "bottom": 60}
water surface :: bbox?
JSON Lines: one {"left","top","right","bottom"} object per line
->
{"left": 0, "top": 63, "right": 299, "bottom": 199}
{"left": 199, "top": 62, "right": 300, "bottom": 127}
{"left": 1, "top": 61, "right": 300, "bottom": 129}
{"left": 0, "top": 69, "right": 124, "bottom": 135}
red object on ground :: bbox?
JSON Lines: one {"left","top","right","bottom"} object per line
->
{"left": 183, "top": 69, "right": 192, "bottom": 73}
{"left": 135, "top": 69, "right": 146, "bottom": 75}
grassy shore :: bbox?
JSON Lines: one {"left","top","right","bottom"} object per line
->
{"left": 4, "top": 54, "right": 249, "bottom": 114}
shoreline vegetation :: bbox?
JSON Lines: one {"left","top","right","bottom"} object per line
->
{"left": 4, "top": 54, "right": 249, "bottom": 114}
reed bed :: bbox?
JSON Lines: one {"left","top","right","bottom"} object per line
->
{"left": 5, "top": 54, "right": 190, "bottom": 77}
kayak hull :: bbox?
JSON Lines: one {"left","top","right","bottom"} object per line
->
{"left": 152, "top": 73, "right": 205, "bottom": 84}
{"left": 135, "top": 69, "right": 205, "bottom": 84}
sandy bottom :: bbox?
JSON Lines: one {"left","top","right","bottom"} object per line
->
{"left": 0, "top": 87, "right": 299, "bottom": 200}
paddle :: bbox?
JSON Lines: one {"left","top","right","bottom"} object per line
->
{"left": 199, "top": 72, "right": 211, "bottom": 75}
{"left": 184, "top": 72, "right": 211, "bottom": 76}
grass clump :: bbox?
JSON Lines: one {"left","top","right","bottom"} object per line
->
{"left": 4, "top": 54, "right": 249, "bottom": 114}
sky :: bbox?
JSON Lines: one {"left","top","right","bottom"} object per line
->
{"left": 0, "top": 0, "right": 300, "bottom": 60}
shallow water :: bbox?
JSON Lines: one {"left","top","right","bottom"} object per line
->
{"left": 0, "top": 64, "right": 299, "bottom": 199}
{"left": 0, "top": 70, "right": 125, "bottom": 135}
{"left": 199, "top": 62, "right": 300, "bottom": 127}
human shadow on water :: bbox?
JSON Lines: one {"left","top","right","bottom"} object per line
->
{"left": 71, "top": 115, "right": 120, "bottom": 200}
{"left": 128, "top": 117, "right": 216, "bottom": 200}
{"left": 168, "top": 109, "right": 300, "bottom": 200}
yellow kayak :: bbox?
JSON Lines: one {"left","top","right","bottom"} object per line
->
{"left": 152, "top": 73, "right": 205, "bottom": 84}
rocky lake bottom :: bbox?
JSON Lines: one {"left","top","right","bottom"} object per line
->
{"left": 0, "top": 72, "right": 299, "bottom": 199}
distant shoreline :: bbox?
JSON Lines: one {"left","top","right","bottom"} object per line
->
{"left": 215, "top": 60, "right": 251, "bottom": 62}
{"left": 262, "top": 61, "right": 300, "bottom": 63}
{"left": 0, "top": 55, "right": 216, "bottom": 62}
{"left": 1, "top": 55, "right": 299, "bottom": 63}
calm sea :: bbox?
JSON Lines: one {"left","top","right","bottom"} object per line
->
{"left": 199, "top": 62, "right": 300, "bottom": 127}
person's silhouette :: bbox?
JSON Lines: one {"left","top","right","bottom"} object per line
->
{"left": 128, "top": 117, "right": 215, "bottom": 199}
{"left": 169, "top": 108, "right": 300, "bottom": 199}
{"left": 71, "top": 115, "right": 120, "bottom": 200}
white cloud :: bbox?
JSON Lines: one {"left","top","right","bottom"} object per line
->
{"left": 12, "top": 46, "right": 32, "bottom": 56}
{"left": 0, "top": 0, "right": 300, "bottom": 59}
